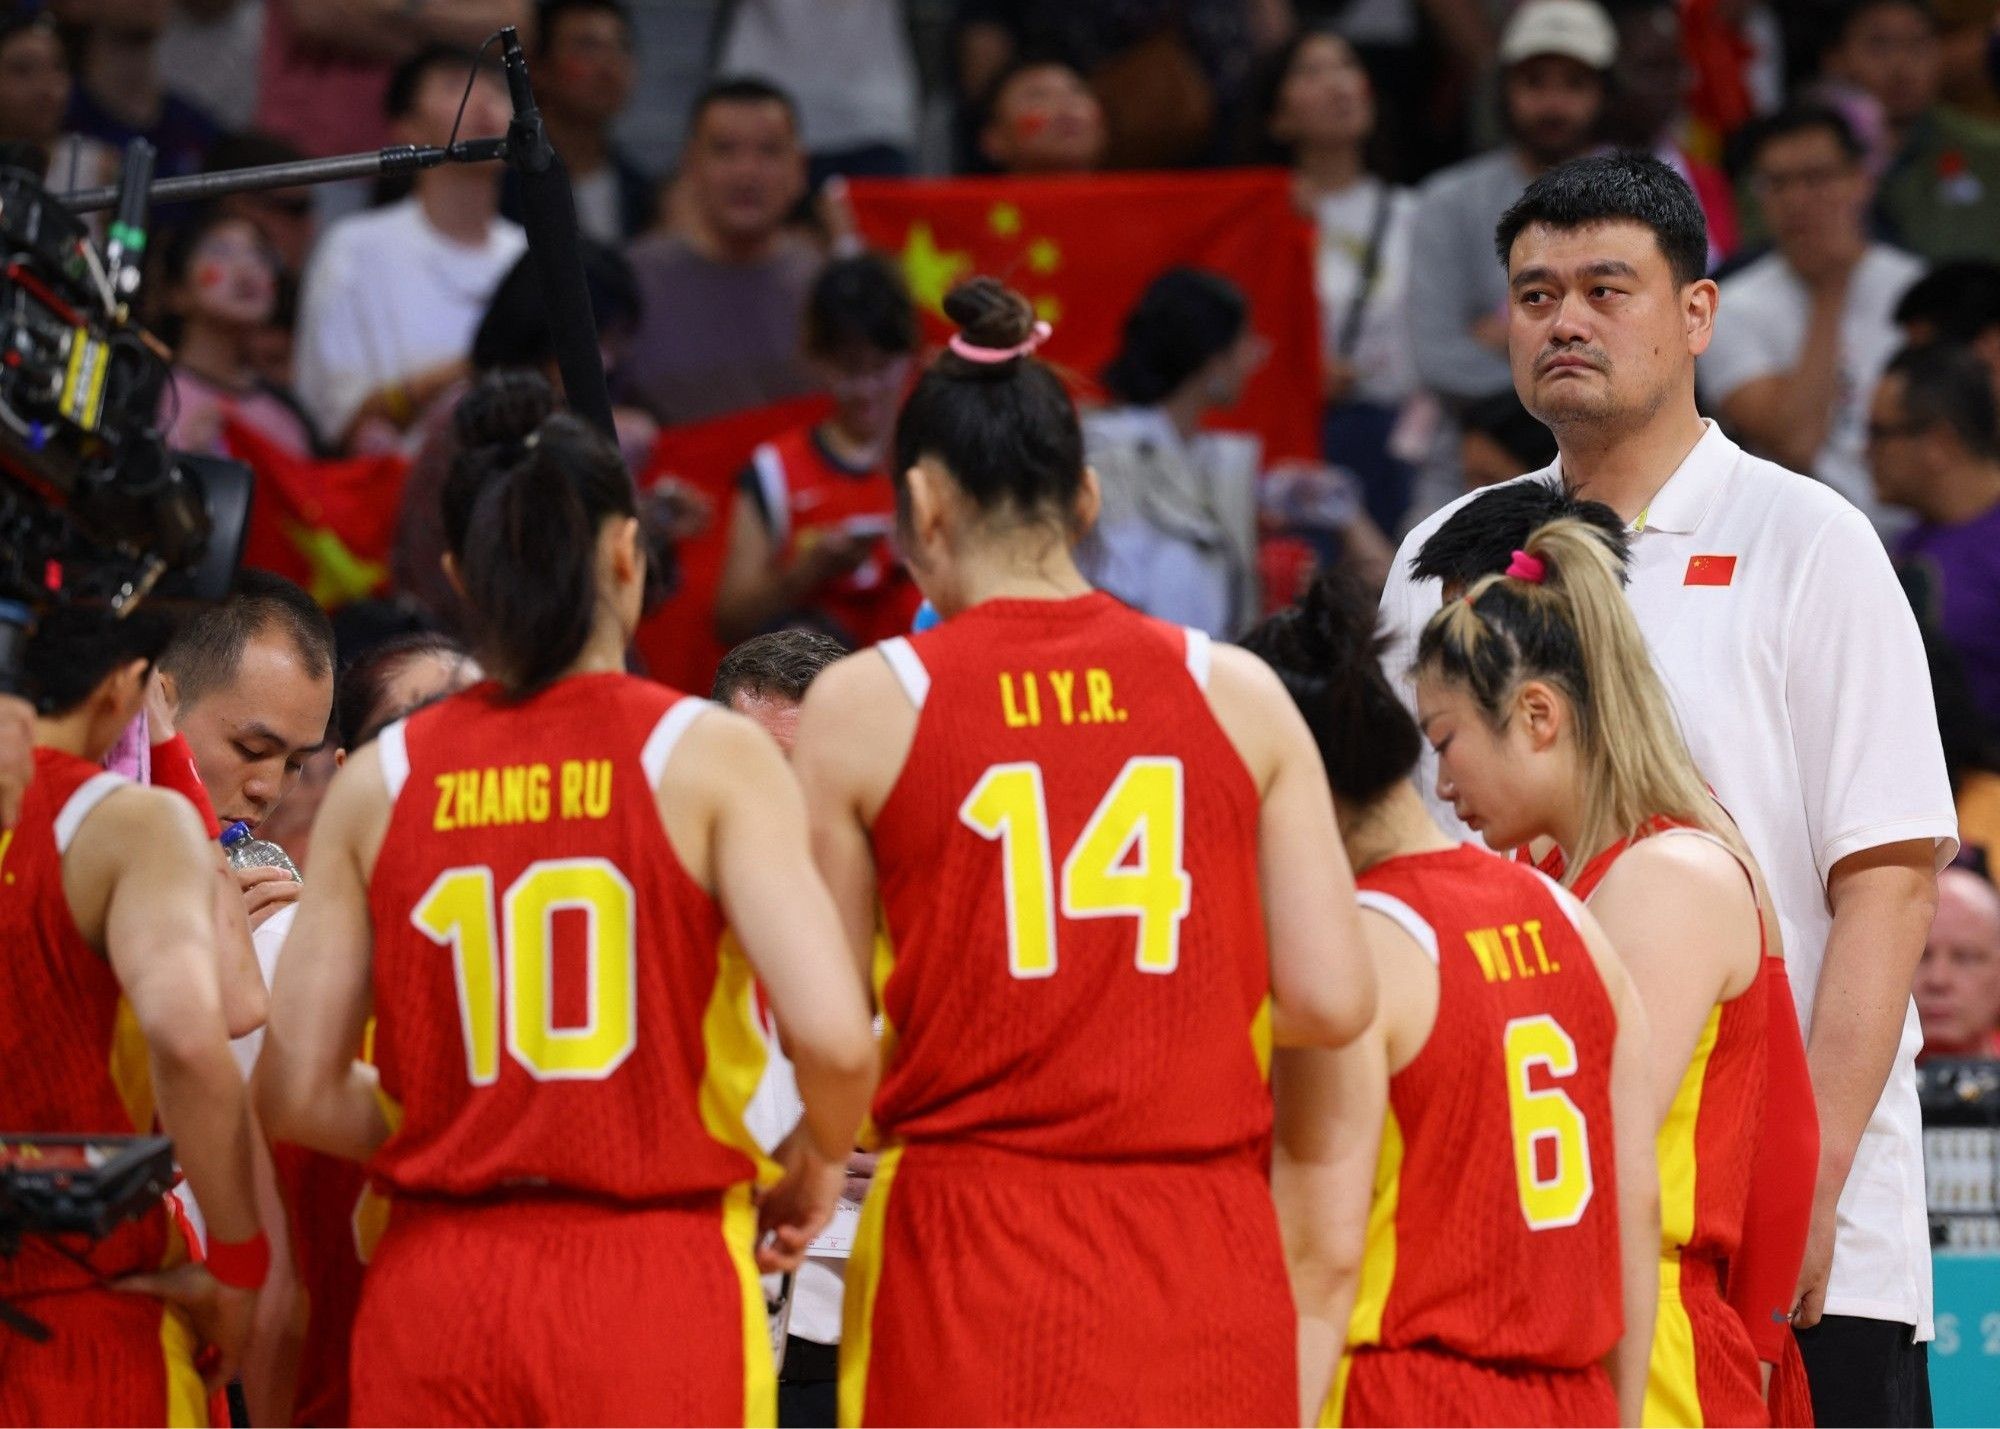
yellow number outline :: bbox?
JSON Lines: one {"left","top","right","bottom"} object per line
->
{"left": 1502, "top": 1013, "right": 1595, "bottom": 1231}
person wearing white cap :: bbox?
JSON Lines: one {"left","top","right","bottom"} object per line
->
{"left": 1406, "top": 0, "right": 1615, "bottom": 432}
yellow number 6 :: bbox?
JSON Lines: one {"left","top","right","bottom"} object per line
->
{"left": 1502, "top": 1013, "right": 1594, "bottom": 1230}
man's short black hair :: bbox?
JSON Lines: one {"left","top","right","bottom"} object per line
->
{"left": 1741, "top": 102, "right": 1866, "bottom": 170}
{"left": 160, "top": 570, "right": 336, "bottom": 710}
{"left": 25, "top": 605, "right": 178, "bottom": 717}
{"left": 1413, "top": 478, "right": 1631, "bottom": 588}
{"left": 1836, "top": 0, "right": 1935, "bottom": 45}
{"left": 535, "top": 0, "right": 629, "bottom": 53}
{"left": 804, "top": 254, "right": 919, "bottom": 359}
{"left": 686, "top": 77, "right": 799, "bottom": 138}
{"left": 1494, "top": 152, "right": 1709, "bottom": 287}
{"left": 712, "top": 629, "right": 848, "bottom": 705}
{"left": 385, "top": 44, "right": 495, "bottom": 122}
{"left": 1885, "top": 342, "right": 2000, "bottom": 461}
{"left": 1894, "top": 259, "right": 2000, "bottom": 343}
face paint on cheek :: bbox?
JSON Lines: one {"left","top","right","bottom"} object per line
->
{"left": 195, "top": 260, "right": 230, "bottom": 292}
{"left": 1015, "top": 110, "right": 1051, "bottom": 138}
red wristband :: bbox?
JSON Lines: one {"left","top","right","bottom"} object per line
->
{"left": 205, "top": 1231, "right": 270, "bottom": 1290}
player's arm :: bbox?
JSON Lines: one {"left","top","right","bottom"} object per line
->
{"left": 209, "top": 848, "right": 271, "bottom": 1039}
{"left": 1584, "top": 836, "right": 1761, "bottom": 1127}
{"left": 1207, "top": 645, "right": 1376, "bottom": 1048}
{"left": 253, "top": 749, "right": 392, "bottom": 1163}
{"left": 1566, "top": 896, "right": 1659, "bottom": 1428}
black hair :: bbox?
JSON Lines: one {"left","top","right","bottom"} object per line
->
{"left": 25, "top": 605, "right": 178, "bottom": 717}
{"left": 1101, "top": 267, "right": 1248, "bottom": 407}
{"left": 1413, "top": 478, "right": 1629, "bottom": 589}
{"left": 455, "top": 409, "right": 638, "bottom": 696}
{"left": 443, "top": 370, "right": 561, "bottom": 560}
{"left": 972, "top": 53, "right": 1086, "bottom": 137}
{"left": 1894, "top": 259, "right": 2000, "bottom": 342}
{"left": 892, "top": 277, "right": 1085, "bottom": 529}
{"left": 1237, "top": 26, "right": 1370, "bottom": 167}
{"left": 385, "top": 44, "right": 494, "bottom": 122}
{"left": 1459, "top": 392, "right": 1559, "bottom": 472}
{"left": 1239, "top": 568, "right": 1422, "bottom": 810}
{"left": 0, "top": 7, "right": 55, "bottom": 61}
{"left": 803, "top": 254, "right": 919, "bottom": 360}
{"left": 471, "top": 241, "right": 642, "bottom": 373}
{"left": 1494, "top": 151, "right": 1709, "bottom": 288}
{"left": 1884, "top": 342, "right": 2000, "bottom": 460}
{"left": 335, "top": 631, "right": 473, "bottom": 750}
{"left": 1741, "top": 102, "right": 1866, "bottom": 170}
{"left": 687, "top": 76, "right": 798, "bottom": 137}
{"left": 534, "top": 0, "right": 629, "bottom": 53}
{"left": 159, "top": 569, "right": 335, "bottom": 710}
{"left": 1834, "top": 0, "right": 1935, "bottom": 46}
{"left": 711, "top": 628, "right": 848, "bottom": 704}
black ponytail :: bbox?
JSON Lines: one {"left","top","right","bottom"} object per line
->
{"left": 1240, "top": 568, "right": 1422, "bottom": 810}
{"left": 454, "top": 407, "right": 636, "bottom": 698}
{"left": 892, "top": 276, "right": 1084, "bottom": 529}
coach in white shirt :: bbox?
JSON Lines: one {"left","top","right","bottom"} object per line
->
{"left": 1378, "top": 153, "right": 1956, "bottom": 1426}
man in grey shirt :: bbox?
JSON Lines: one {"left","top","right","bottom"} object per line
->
{"left": 1408, "top": 0, "right": 1616, "bottom": 408}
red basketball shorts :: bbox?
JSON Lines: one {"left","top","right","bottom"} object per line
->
{"left": 840, "top": 1144, "right": 1296, "bottom": 1427}
{"left": 1329, "top": 1343, "right": 1618, "bottom": 1427}
{"left": 1648, "top": 1252, "right": 1768, "bottom": 1427}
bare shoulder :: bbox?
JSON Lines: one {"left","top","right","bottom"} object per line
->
{"left": 1591, "top": 831, "right": 1754, "bottom": 918}
{"left": 77, "top": 781, "right": 209, "bottom": 855}
{"left": 799, "top": 648, "right": 915, "bottom": 732}
{"left": 794, "top": 647, "right": 920, "bottom": 816}
{"left": 1204, "top": 642, "right": 1308, "bottom": 791}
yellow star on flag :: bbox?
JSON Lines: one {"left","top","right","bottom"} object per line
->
{"left": 285, "top": 519, "right": 388, "bottom": 608}
{"left": 989, "top": 202, "right": 1023, "bottom": 237}
{"left": 1027, "top": 237, "right": 1061, "bottom": 275}
{"left": 898, "top": 222, "right": 973, "bottom": 316}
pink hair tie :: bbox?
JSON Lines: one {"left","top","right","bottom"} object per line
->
{"left": 1505, "top": 548, "right": 1547, "bottom": 584}
{"left": 949, "top": 320, "right": 1052, "bottom": 365}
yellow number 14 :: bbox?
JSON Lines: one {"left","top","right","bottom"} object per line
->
{"left": 959, "top": 757, "right": 1192, "bottom": 980}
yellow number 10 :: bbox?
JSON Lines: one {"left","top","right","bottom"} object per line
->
{"left": 1502, "top": 1013, "right": 1594, "bottom": 1230}
{"left": 959, "top": 757, "right": 1192, "bottom": 980}
{"left": 411, "top": 858, "right": 638, "bottom": 1084}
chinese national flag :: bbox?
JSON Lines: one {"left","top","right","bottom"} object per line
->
{"left": 222, "top": 417, "right": 410, "bottom": 610}
{"left": 847, "top": 171, "right": 1323, "bottom": 461}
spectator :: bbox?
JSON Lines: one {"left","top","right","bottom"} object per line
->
{"left": 203, "top": 132, "right": 318, "bottom": 280}
{"left": 715, "top": 255, "right": 921, "bottom": 648}
{"left": 292, "top": 46, "right": 524, "bottom": 451}
{"left": 500, "top": 0, "right": 649, "bottom": 246}
{"left": 1247, "top": 27, "right": 1422, "bottom": 534}
{"left": 63, "top": 0, "right": 221, "bottom": 180}
{"left": 253, "top": 0, "right": 529, "bottom": 175}
{"left": 1895, "top": 257, "right": 2000, "bottom": 399}
{"left": 155, "top": 209, "right": 320, "bottom": 459}
{"left": 1606, "top": 0, "right": 1738, "bottom": 267}
{"left": 1869, "top": 342, "right": 2000, "bottom": 731}
{"left": 715, "top": 0, "right": 920, "bottom": 184}
{"left": 1701, "top": 104, "right": 1922, "bottom": 532}
{"left": 1824, "top": 0, "right": 2000, "bottom": 262}
{"left": 1457, "top": 390, "right": 1558, "bottom": 488}
{"left": 1914, "top": 865, "right": 2000, "bottom": 1061}
{"left": 619, "top": 79, "right": 817, "bottom": 426}
{"left": 156, "top": 0, "right": 264, "bottom": 133}
{"left": 0, "top": 7, "right": 103, "bottom": 185}
{"left": 1408, "top": 0, "right": 1615, "bottom": 411}
{"left": 976, "top": 57, "right": 1107, "bottom": 175}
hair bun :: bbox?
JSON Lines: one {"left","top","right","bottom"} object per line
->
{"left": 453, "top": 368, "right": 557, "bottom": 456}
{"left": 1296, "top": 567, "right": 1389, "bottom": 669}
{"left": 942, "top": 276, "right": 1037, "bottom": 352}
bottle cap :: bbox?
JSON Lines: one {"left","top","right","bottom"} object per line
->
{"left": 219, "top": 820, "right": 251, "bottom": 848}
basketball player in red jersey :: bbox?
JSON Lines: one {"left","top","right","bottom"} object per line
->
{"left": 1240, "top": 571, "right": 1659, "bottom": 1428}
{"left": 0, "top": 606, "right": 269, "bottom": 1424}
{"left": 1416, "top": 517, "right": 1817, "bottom": 1427}
{"left": 255, "top": 408, "right": 878, "bottom": 1427}
{"left": 792, "top": 278, "right": 1379, "bottom": 1427}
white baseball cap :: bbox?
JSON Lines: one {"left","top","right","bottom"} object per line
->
{"left": 1499, "top": 0, "right": 1618, "bottom": 70}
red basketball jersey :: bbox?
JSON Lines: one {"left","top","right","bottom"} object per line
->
{"left": 0, "top": 750, "right": 170, "bottom": 1287}
{"left": 1348, "top": 845, "right": 1622, "bottom": 1368}
{"left": 365, "top": 674, "right": 772, "bottom": 1200}
{"left": 865, "top": 592, "right": 1273, "bottom": 1160}
{"left": 747, "top": 425, "right": 921, "bottom": 646}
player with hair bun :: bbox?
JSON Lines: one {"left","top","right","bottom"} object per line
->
{"left": 793, "top": 277, "right": 1378, "bottom": 1426}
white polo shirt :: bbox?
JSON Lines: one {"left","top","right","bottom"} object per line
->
{"left": 1380, "top": 420, "right": 1959, "bottom": 1335}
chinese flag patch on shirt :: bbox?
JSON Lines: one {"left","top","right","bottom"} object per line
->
{"left": 1684, "top": 554, "right": 1737, "bottom": 586}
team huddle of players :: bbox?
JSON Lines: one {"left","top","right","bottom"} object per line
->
{"left": 0, "top": 273, "right": 1820, "bottom": 1429}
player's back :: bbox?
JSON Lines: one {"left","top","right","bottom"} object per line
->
{"left": 867, "top": 591, "right": 1271, "bottom": 1160}
{"left": 1351, "top": 844, "right": 1622, "bottom": 1369}
{"left": 366, "top": 673, "right": 770, "bottom": 1202}
{"left": 0, "top": 750, "right": 167, "bottom": 1286}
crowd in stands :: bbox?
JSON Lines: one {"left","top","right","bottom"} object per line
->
{"left": 3, "top": 0, "right": 1999, "bottom": 1052}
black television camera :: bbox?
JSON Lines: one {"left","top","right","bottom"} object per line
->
{"left": 0, "top": 139, "right": 251, "bottom": 699}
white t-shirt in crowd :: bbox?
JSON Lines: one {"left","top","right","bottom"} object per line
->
{"left": 1312, "top": 178, "right": 1419, "bottom": 409}
{"left": 1699, "top": 244, "right": 1924, "bottom": 535}
{"left": 293, "top": 197, "right": 526, "bottom": 440}
{"left": 1379, "top": 421, "right": 1959, "bottom": 1336}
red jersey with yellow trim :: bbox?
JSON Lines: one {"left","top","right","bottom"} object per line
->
{"left": 365, "top": 674, "right": 772, "bottom": 1201}
{"left": 1347, "top": 845, "right": 1621, "bottom": 1368}
{"left": 0, "top": 749, "right": 169, "bottom": 1287}
{"left": 864, "top": 592, "right": 1273, "bottom": 1159}
{"left": 746, "top": 425, "right": 921, "bottom": 646}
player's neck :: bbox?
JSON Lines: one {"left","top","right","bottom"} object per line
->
{"left": 32, "top": 709, "right": 100, "bottom": 762}
{"left": 1345, "top": 786, "right": 1459, "bottom": 873}
{"left": 557, "top": 618, "right": 632, "bottom": 682}
{"left": 945, "top": 537, "right": 1092, "bottom": 612}
{"left": 1557, "top": 399, "right": 1707, "bottom": 524}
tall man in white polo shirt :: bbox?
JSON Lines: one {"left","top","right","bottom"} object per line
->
{"left": 1378, "top": 153, "right": 1956, "bottom": 1426}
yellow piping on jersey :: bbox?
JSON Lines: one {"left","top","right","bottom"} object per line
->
{"left": 721, "top": 1182, "right": 777, "bottom": 1427}
{"left": 697, "top": 933, "right": 779, "bottom": 1184}
{"left": 109, "top": 997, "right": 154, "bottom": 1134}
{"left": 1321, "top": 1106, "right": 1404, "bottom": 1424}
{"left": 857, "top": 919, "right": 898, "bottom": 1153}
{"left": 838, "top": 1142, "right": 904, "bottom": 1428}
{"left": 1657, "top": 1005, "right": 1721, "bottom": 1254}
{"left": 1250, "top": 995, "right": 1273, "bottom": 1083}
{"left": 160, "top": 1304, "right": 206, "bottom": 1427}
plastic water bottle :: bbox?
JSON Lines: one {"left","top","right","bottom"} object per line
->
{"left": 219, "top": 820, "right": 302, "bottom": 883}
